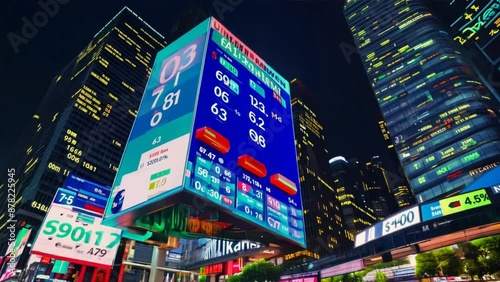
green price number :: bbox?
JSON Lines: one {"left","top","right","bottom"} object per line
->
{"left": 42, "top": 220, "right": 120, "bottom": 248}
{"left": 464, "top": 192, "right": 489, "bottom": 205}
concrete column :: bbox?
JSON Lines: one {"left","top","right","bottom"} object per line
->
{"left": 149, "top": 246, "right": 166, "bottom": 282}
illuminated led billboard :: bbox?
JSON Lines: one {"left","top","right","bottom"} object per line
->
{"left": 103, "top": 18, "right": 305, "bottom": 247}
{"left": 354, "top": 206, "right": 420, "bottom": 247}
{"left": 31, "top": 186, "right": 122, "bottom": 268}
{"left": 421, "top": 188, "right": 492, "bottom": 221}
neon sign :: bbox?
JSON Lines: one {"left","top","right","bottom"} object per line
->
{"left": 454, "top": 0, "right": 500, "bottom": 44}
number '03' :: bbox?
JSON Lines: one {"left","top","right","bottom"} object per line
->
{"left": 42, "top": 220, "right": 120, "bottom": 248}
{"left": 150, "top": 44, "right": 198, "bottom": 127}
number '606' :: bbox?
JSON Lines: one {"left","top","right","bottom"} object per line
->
{"left": 43, "top": 220, "right": 120, "bottom": 249}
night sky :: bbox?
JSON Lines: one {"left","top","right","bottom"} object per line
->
{"left": 0, "top": 0, "right": 390, "bottom": 171}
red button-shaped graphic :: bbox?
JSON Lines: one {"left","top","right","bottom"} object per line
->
{"left": 222, "top": 196, "right": 233, "bottom": 206}
{"left": 270, "top": 174, "right": 297, "bottom": 196}
{"left": 195, "top": 126, "right": 230, "bottom": 154}
{"left": 237, "top": 154, "right": 267, "bottom": 177}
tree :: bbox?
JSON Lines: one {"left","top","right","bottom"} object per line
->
{"left": 460, "top": 242, "right": 488, "bottom": 280}
{"left": 474, "top": 235, "right": 500, "bottom": 274}
{"left": 416, "top": 252, "right": 438, "bottom": 277}
{"left": 375, "top": 272, "right": 388, "bottom": 282}
{"left": 225, "top": 275, "right": 241, "bottom": 282}
{"left": 227, "top": 259, "right": 280, "bottom": 282}
{"left": 433, "top": 248, "right": 462, "bottom": 276}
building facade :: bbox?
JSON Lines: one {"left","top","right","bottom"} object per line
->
{"left": 377, "top": 120, "right": 416, "bottom": 207}
{"left": 345, "top": 0, "right": 500, "bottom": 203}
{"left": 329, "top": 156, "right": 377, "bottom": 234}
{"left": 0, "top": 7, "right": 166, "bottom": 253}
{"left": 291, "top": 79, "right": 352, "bottom": 258}
{"left": 428, "top": 0, "right": 500, "bottom": 102}
{"left": 365, "top": 156, "right": 400, "bottom": 219}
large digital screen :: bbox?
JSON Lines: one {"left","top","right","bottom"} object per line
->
{"left": 31, "top": 187, "right": 122, "bottom": 268}
{"left": 103, "top": 19, "right": 211, "bottom": 220}
{"left": 102, "top": 18, "right": 304, "bottom": 247}
{"left": 421, "top": 188, "right": 492, "bottom": 221}
{"left": 183, "top": 20, "right": 304, "bottom": 247}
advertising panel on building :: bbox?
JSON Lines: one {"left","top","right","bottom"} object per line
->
{"left": 31, "top": 179, "right": 122, "bottom": 268}
{"left": 103, "top": 17, "right": 305, "bottom": 247}
{"left": 451, "top": 0, "right": 500, "bottom": 65}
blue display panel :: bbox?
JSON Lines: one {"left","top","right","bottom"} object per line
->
{"left": 185, "top": 28, "right": 305, "bottom": 247}
{"left": 63, "top": 174, "right": 110, "bottom": 216}
{"left": 103, "top": 19, "right": 211, "bottom": 221}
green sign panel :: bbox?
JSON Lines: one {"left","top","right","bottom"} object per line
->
{"left": 440, "top": 189, "right": 491, "bottom": 216}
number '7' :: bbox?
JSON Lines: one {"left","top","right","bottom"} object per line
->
{"left": 151, "top": 44, "right": 197, "bottom": 108}
{"left": 106, "top": 233, "right": 121, "bottom": 248}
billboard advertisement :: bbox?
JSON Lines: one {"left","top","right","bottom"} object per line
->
{"left": 103, "top": 18, "right": 304, "bottom": 247}
{"left": 0, "top": 227, "right": 32, "bottom": 281}
{"left": 104, "top": 18, "right": 211, "bottom": 220}
{"left": 183, "top": 20, "right": 304, "bottom": 246}
{"left": 31, "top": 186, "right": 122, "bottom": 268}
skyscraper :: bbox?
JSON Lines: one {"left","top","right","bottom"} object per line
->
{"left": 365, "top": 156, "right": 400, "bottom": 218}
{"left": 329, "top": 156, "right": 377, "bottom": 234}
{"left": 345, "top": 0, "right": 500, "bottom": 203}
{"left": 428, "top": 0, "right": 500, "bottom": 102}
{"left": 0, "top": 7, "right": 166, "bottom": 253}
{"left": 291, "top": 79, "right": 352, "bottom": 258}
{"left": 377, "top": 120, "right": 416, "bottom": 207}
{"left": 430, "top": 0, "right": 500, "bottom": 69}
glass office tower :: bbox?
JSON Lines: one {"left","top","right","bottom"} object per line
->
{"left": 329, "top": 156, "right": 377, "bottom": 234}
{"left": 291, "top": 79, "right": 352, "bottom": 258}
{"left": 0, "top": 7, "right": 166, "bottom": 254}
{"left": 344, "top": 0, "right": 500, "bottom": 203}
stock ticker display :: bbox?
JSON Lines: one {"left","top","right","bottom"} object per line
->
{"left": 103, "top": 18, "right": 305, "bottom": 247}
{"left": 185, "top": 27, "right": 305, "bottom": 246}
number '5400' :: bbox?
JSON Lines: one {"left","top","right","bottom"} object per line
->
{"left": 43, "top": 220, "right": 120, "bottom": 249}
